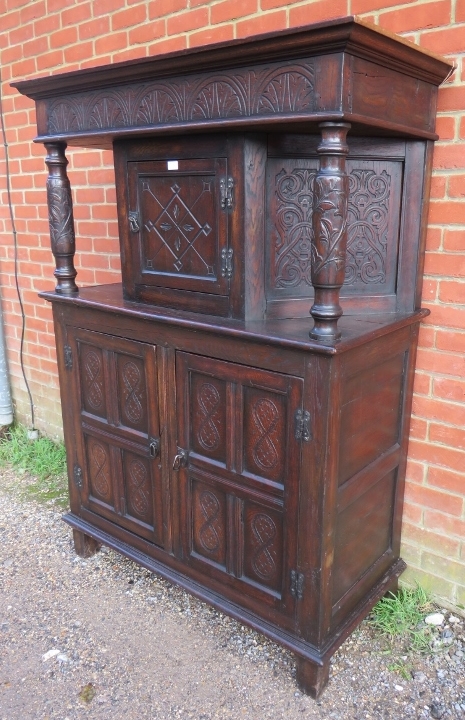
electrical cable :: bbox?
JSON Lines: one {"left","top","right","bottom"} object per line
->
{"left": 0, "top": 72, "right": 36, "bottom": 430}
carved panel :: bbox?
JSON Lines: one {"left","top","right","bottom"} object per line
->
{"left": 190, "top": 373, "right": 227, "bottom": 464}
{"left": 116, "top": 353, "right": 147, "bottom": 433}
{"left": 47, "top": 61, "right": 315, "bottom": 135}
{"left": 79, "top": 344, "right": 106, "bottom": 419}
{"left": 267, "top": 159, "right": 401, "bottom": 298}
{"left": 86, "top": 436, "right": 113, "bottom": 505}
{"left": 122, "top": 452, "right": 153, "bottom": 524}
{"left": 192, "top": 480, "right": 227, "bottom": 569}
{"left": 243, "top": 501, "right": 283, "bottom": 593}
{"left": 243, "top": 387, "right": 286, "bottom": 484}
{"left": 140, "top": 175, "right": 217, "bottom": 279}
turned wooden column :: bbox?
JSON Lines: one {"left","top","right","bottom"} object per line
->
{"left": 45, "top": 142, "right": 78, "bottom": 295}
{"left": 309, "top": 123, "right": 350, "bottom": 342}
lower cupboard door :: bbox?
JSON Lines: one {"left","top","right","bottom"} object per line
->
{"left": 82, "top": 431, "right": 164, "bottom": 547}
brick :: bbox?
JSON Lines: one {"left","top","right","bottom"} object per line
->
{"left": 261, "top": 0, "right": 300, "bottom": 8}
{"left": 413, "top": 395, "right": 465, "bottom": 426}
{"left": 433, "top": 376, "right": 465, "bottom": 402}
{"left": 408, "top": 438, "right": 465, "bottom": 478}
{"left": 289, "top": 0, "right": 347, "bottom": 26}
{"left": 11, "top": 59, "right": 37, "bottom": 81}
{"left": 428, "top": 464, "right": 465, "bottom": 495}
{"left": 61, "top": 2, "right": 92, "bottom": 27}
{"left": 404, "top": 470, "right": 464, "bottom": 514}
{"left": 420, "top": 25, "right": 465, "bottom": 55}
{"left": 461, "top": 116, "right": 465, "bottom": 140}
{"left": 423, "top": 252, "right": 465, "bottom": 276}
{"left": 443, "top": 229, "right": 465, "bottom": 252}
{"left": 379, "top": 0, "right": 451, "bottom": 33}
{"left": 438, "top": 280, "right": 465, "bottom": 304}
{"left": 50, "top": 27, "right": 78, "bottom": 49}
{"left": 458, "top": 0, "right": 465, "bottom": 22}
{"left": 112, "top": 5, "right": 147, "bottom": 31}
{"left": 413, "top": 371, "right": 431, "bottom": 395}
{"left": 435, "top": 328, "right": 465, "bottom": 354}
{"left": 148, "top": 35, "right": 188, "bottom": 55}
{"left": 410, "top": 416, "right": 428, "bottom": 440}
{"left": 34, "top": 14, "right": 61, "bottom": 38}
{"left": 448, "top": 175, "right": 465, "bottom": 199}
{"left": 435, "top": 116, "right": 456, "bottom": 141}
{"left": 418, "top": 325, "right": 435, "bottom": 348}
{"left": 36, "top": 50, "right": 64, "bottom": 71}
{"left": 128, "top": 20, "right": 166, "bottom": 45}
{"left": 236, "top": 9, "right": 286, "bottom": 37}
{"left": 405, "top": 458, "right": 426, "bottom": 484}
{"left": 150, "top": 0, "right": 187, "bottom": 18}
{"left": 429, "top": 175, "right": 446, "bottom": 199}
{"left": 423, "top": 303, "right": 465, "bottom": 332}
{"left": 421, "top": 278, "right": 438, "bottom": 302}
{"left": 9, "top": 22, "right": 34, "bottom": 45}
{"left": 93, "top": 0, "right": 125, "bottom": 16}
{"left": 189, "top": 24, "right": 234, "bottom": 47}
{"left": 64, "top": 41, "right": 94, "bottom": 64}
{"left": 211, "top": 0, "right": 257, "bottom": 24}
{"left": 432, "top": 143, "right": 465, "bottom": 170}
{"left": 421, "top": 551, "right": 465, "bottom": 584}
{"left": 429, "top": 422, "right": 465, "bottom": 450}
{"left": 19, "top": 0, "right": 46, "bottom": 24}
{"left": 78, "top": 16, "right": 110, "bottom": 41}
{"left": 402, "top": 566, "right": 456, "bottom": 601}
{"left": 110, "top": 47, "right": 148, "bottom": 63}
{"left": 399, "top": 541, "right": 422, "bottom": 567}
{"left": 402, "top": 501, "right": 423, "bottom": 526}
{"left": 167, "top": 8, "right": 209, "bottom": 34}
{"left": 402, "top": 523, "right": 460, "bottom": 558}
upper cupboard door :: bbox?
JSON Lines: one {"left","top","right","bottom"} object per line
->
{"left": 128, "top": 158, "right": 230, "bottom": 296}
{"left": 175, "top": 352, "right": 303, "bottom": 623}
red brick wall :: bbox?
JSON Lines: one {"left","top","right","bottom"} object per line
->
{"left": 0, "top": 0, "right": 464, "bottom": 607}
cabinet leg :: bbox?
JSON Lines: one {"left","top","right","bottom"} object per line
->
{"left": 72, "top": 529, "right": 101, "bottom": 558}
{"left": 295, "top": 656, "right": 330, "bottom": 699}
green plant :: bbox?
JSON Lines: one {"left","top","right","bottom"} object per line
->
{"left": 369, "top": 585, "right": 435, "bottom": 653}
{"left": 0, "top": 424, "right": 68, "bottom": 505}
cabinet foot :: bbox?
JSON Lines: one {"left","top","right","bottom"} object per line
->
{"left": 73, "top": 529, "right": 101, "bottom": 558}
{"left": 295, "top": 657, "right": 330, "bottom": 699}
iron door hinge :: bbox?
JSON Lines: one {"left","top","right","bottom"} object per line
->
{"left": 220, "top": 176, "right": 234, "bottom": 210}
{"left": 295, "top": 409, "right": 311, "bottom": 441}
{"left": 64, "top": 345, "right": 73, "bottom": 370}
{"left": 73, "top": 464, "right": 83, "bottom": 489}
{"left": 129, "top": 210, "right": 140, "bottom": 233}
{"left": 221, "top": 248, "right": 234, "bottom": 279}
{"left": 290, "top": 570, "right": 305, "bottom": 600}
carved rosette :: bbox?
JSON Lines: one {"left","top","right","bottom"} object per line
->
{"left": 45, "top": 142, "right": 78, "bottom": 295}
{"left": 309, "top": 123, "right": 351, "bottom": 343}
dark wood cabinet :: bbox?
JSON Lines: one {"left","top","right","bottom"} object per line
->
{"left": 14, "top": 17, "right": 453, "bottom": 698}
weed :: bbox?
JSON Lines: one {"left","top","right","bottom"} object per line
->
{"left": 369, "top": 585, "right": 436, "bottom": 654}
{"left": 387, "top": 660, "right": 413, "bottom": 680}
{"left": 0, "top": 424, "right": 68, "bottom": 506}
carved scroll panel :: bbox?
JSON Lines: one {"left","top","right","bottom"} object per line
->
{"left": 266, "top": 158, "right": 402, "bottom": 300}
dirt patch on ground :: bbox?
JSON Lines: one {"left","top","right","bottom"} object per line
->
{"left": 0, "top": 470, "right": 464, "bottom": 719}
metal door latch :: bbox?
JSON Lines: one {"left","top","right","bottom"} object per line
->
{"left": 220, "top": 177, "right": 234, "bottom": 210}
{"left": 172, "top": 448, "right": 188, "bottom": 471}
{"left": 129, "top": 211, "right": 140, "bottom": 233}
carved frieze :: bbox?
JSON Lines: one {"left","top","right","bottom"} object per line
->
{"left": 47, "top": 60, "right": 315, "bottom": 135}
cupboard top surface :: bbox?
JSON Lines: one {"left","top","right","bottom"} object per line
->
{"left": 13, "top": 17, "right": 452, "bottom": 146}
{"left": 41, "top": 282, "right": 427, "bottom": 355}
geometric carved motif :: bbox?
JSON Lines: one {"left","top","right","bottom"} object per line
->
{"left": 198, "top": 490, "right": 221, "bottom": 554}
{"left": 127, "top": 458, "right": 150, "bottom": 518}
{"left": 142, "top": 180, "right": 214, "bottom": 276}
{"left": 251, "top": 398, "right": 279, "bottom": 470}
{"left": 122, "top": 360, "right": 143, "bottom": 424}
{"left": 89, "top": 440, "right": 111, "bottom": 500}
{"left": 197, "top": 383, "right": 221, "bottom": 451}
{"left": 272, "top": 166, "right": 392, "bottom": 290}
{"left": 251, "top": 512, "right": 277, "bottom": 579}
{"left": 47, "top": 61, "right": 315, "bottom": 134}
{"left": 345, "top": 169, "right": 391, "bottom": 285}
{"left": 83, "top": 349, "right": 103, "bottom": 410}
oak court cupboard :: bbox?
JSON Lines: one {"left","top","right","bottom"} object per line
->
{"left": 13, "top": 17, "right": 453, "bottom": 697}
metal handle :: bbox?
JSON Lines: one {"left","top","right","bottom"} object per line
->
{"left": 149, "top": 437, "right": 160, "bottom": 458}
{"left": 172, "top": 448, "right": 187, "bottom": 471}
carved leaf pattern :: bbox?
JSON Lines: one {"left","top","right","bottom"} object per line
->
{"left": 46, "top": 182, "right": 75, "bottom": 254}
{"left": 311, "top": 175, "right": 349, "bottom": 282}
{"left": 345, "top": 169, "right": 391, "bottom": 285}
{"left": 127, "top": 459, "right": 150, "bottom": 517}
{"left": 251, "top": 513, "right": 277, "bottom": 579}
{"left": 46, "top": 61, "right": 315, "bottom": 134}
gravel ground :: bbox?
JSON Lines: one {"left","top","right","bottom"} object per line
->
{"left": 0, "top": 469, "right": 464, "bottom": 720}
